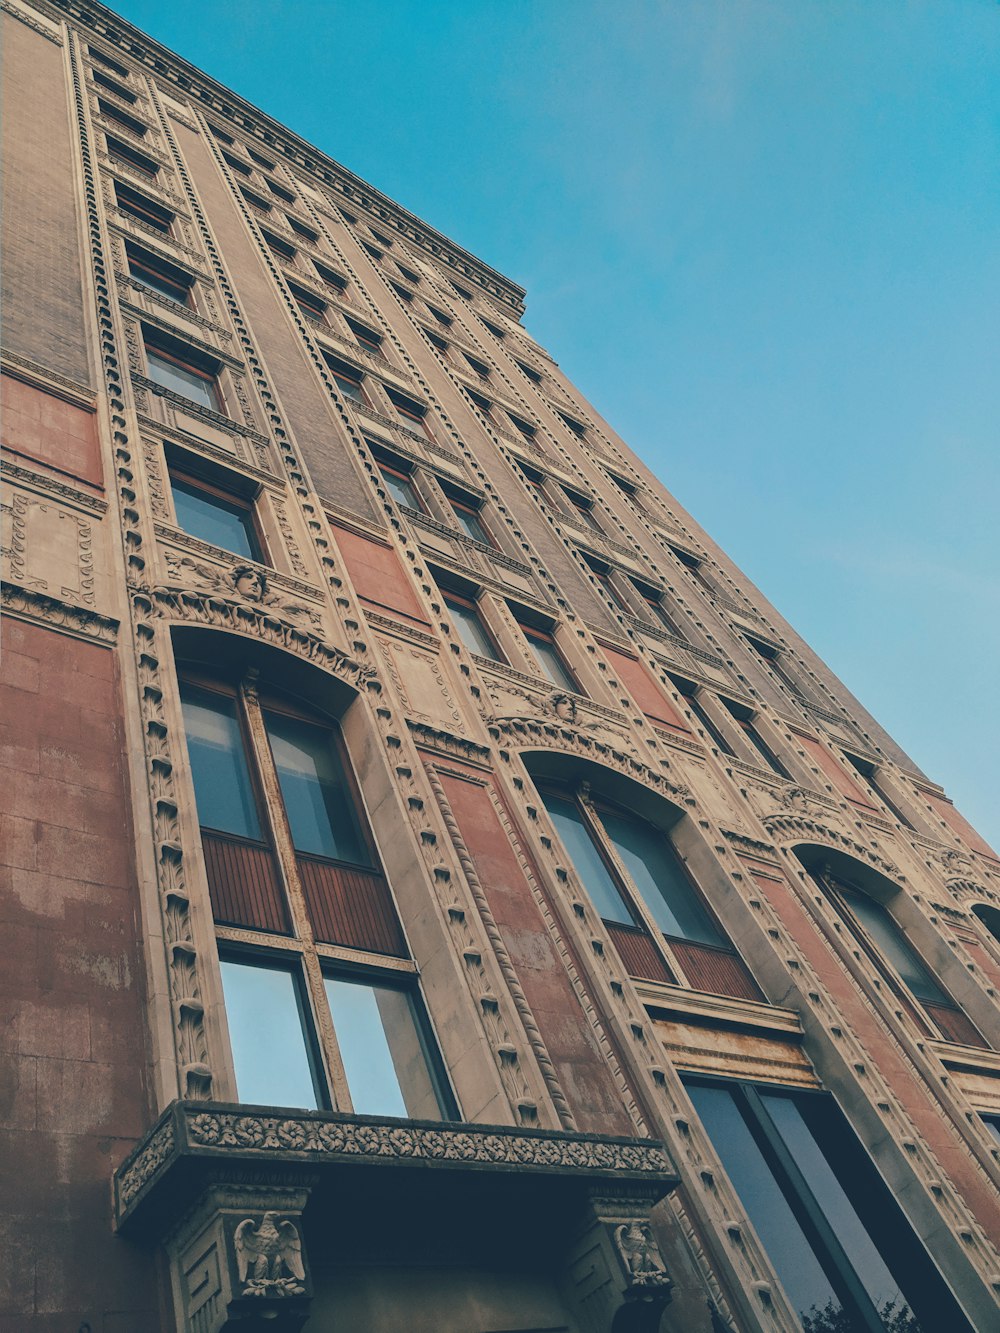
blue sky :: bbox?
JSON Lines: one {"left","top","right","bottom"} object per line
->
{"left": 115, "top": 0, "right": 999, "bottom": 847}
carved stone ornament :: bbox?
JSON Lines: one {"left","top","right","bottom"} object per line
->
{"left": 234, "top": 1212, "right": 306, "bottom": 1297}
{"left": 614, "top": 1220, "right": 671, "bottom": 1290}
{"left": 162, "top": 552, "right": 323, "bottom": 630}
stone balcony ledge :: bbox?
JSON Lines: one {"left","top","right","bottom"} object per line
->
{"left": 114, "top": 1100, "right": 678, "bottom": 1233}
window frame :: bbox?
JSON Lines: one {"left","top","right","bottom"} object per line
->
{"left": 377, "top": 460, "right": 423, "bottom": 513}
{"left": 168, "top": 466, "right": 267, "bottom": 563}
{"left": 518, "top": 621, "right": 579, "bottom": 694}
{"left": 144, "top": 336, "right": 224, "bottom": 413}
{"left": 114, "top": 181, "right": 174, "bottom": 234}
{"left": 179, "top": 669, "right": 460, "bottom": 1121}
{"left": 126, "top": 243, "right": 193, "bottom": 306}
{"left": 447, "top": 495, "right": 495, "bottom": 548}
{"left": 443, "top": 590, "right": 503, "bottom": 663}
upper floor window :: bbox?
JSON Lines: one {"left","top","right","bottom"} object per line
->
{"left": 89, "top": 46, "right": 130, "bottom": 78}
{"left": 843, "top": 753, "right": 914, "bottom": 828}
{"left": 451, "top": 281, "right": 473, "bottom": 300}
{"left": 388, "top": 391, "right": 432, "bottom": 438}
{"left": 558, "top": 411, "right": 586, "bottom": 439}
{"left": 721, "top": 700, "right": 791, "bottom": 778}
{"left": 346, "top": 318, "right": 383, "bottom": 358}
{"left": 448, "top": 496, "right": 493, "bottom": 547}
{"left": 288, "top": 280, "right": 328, "bottom": 324}
{"left": 397, "top": 263, "right": 420, "bottom": 285}
{"left": 564, "top": 490, "right": 600, "bottom": 530}
{"left": 313, "top": 260, "right": 348, "bottom": 295}
{"left": 370, "top": 228, "right": 393, "bottom": 248}
{"left": 363, "top": 242, "right": 384, "bottom": 261}
{"left": 464, "top": 353, "right": 491, "bottom": 380}
{"left": 745, "top": 634, "right": 804, "bottom": 698}
{"left": 180, "top": 674, "right": 459, "bottom": 1120}
{"left": 518, "top": 621, "right": 578, "bottom": 694}
{"left": 816, "top": 870, "right": 987, "bottom": 1048}
{"left": 634, "top": 582, "right": 684, "bottom": 637}
{"left": 115, "top": 181, "right": 173, "bottom": 235}
{"left": 288, "top": 217, "right": 318, "bottom": 242}
{"left": 516, "top": 359, "right": 542, "bottom": 384}
{"left": 261, "top": 229, "right": 296, "bottom": 263}
{"left": 669, "top": 677, "right": 734, "bottom": 756}
{"left": 247, "top": 147, "right": 275, "bottom": 170}
{"left": 686, "top": 1077, "right": 968, "bottom": 1332}
{"left": 428, "top": 305, "right": 452, "bottom": 327}
{"left": 378, "top": 460, "right": 421, "bottom": 511}
{"left": 107, "top": 136, "right": 160, "bottom": 180}
{"left": 98, "top": 99, "right": 147, "bottom": 138}
{"left": 222, "top": 150, "right": 252, "bottom": 177}
{"left": 144, "top": 333, "right": 222, "bottom": 412}
{"left": 424, "top": 328, "right": 450, "bottom": 357}
{"left": 539, "top": 787, "right": 760, "bottom": 1001}
{"left": 481, "top": 318, "right": 506, "bottom": 339}
{"left": 509, "top": 414, "right": 537, "bottom": 443}
{"left": 443, "top": 591, "right": 501, "bottom": 661}
{"left": 323, "top": 353, "right": 369, "bottom": 406}
{"left": 93, "top": 70, "right": 136, "bottom": 102}
{"left": 466, "top": 388, "right": 494, "bottom": 422}
{"left": 169, "top": 466, "right": 264, "bottom": 563}
{"left": 126, "top": 243, "right": 192, "bottom": 305}
{"left": 266, "top": 178, "right": 295, "bottom": 204}
{"left": 240, "top": 186, "right": 272, "bottom": 213}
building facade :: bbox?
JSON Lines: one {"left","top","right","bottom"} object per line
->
{"left": 2, "top": 2, "right": 999, "bottom": 1329}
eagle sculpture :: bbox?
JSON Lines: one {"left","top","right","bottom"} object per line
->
{"left": 234, "top": 1212, "right": 306, "bottom": 1296}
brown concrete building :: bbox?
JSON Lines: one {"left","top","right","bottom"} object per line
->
{"left": 2, "top": 2, "right": 999, "bottom": 1329}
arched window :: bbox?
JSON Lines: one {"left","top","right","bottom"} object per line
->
{"left": 972, "top": 903, "right": 1000, "bottom": 948}
{"left": 179, "top": 668, "right": 459, "bottom": 1119}
{"left": 812, "top": 866, "right": 987, "bottom": 1049}
{"left": 539, "top": 785, "right": 761, "bottom": 1003}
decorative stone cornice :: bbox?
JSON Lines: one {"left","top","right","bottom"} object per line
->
{"left": 1, "top": 459, "right": 108, "bottom": 514}
{"left": 114, "top": 1101, "right": 677, "bottom": 1230}
{"left": 1, "top": 347, "right": 96, "bottom": 409}
{"left": 407, "top": 719, "right": 492, "bottom": 765}
{"left": 761, "top": 811, "right": 903, "bottom": 882}
{"left": 1, "top": 582, "right": 119, "bottom": 643}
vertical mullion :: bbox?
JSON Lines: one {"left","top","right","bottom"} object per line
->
{"left": 741, "top": 1084, "right": 884, "bottom": 1333}
{"left": 238, "top": 672, "right": 353, "bottom": 1111}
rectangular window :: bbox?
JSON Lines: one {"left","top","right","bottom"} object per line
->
{"left": 424, "top": 328, "right": 450, "bottom": 357}
{"left": 287, "top": 281, "right": 327, "bottom": 324}
{"left": 558, "top": 411, "right": 586, "bottom": 438}
{"left": 378, "top": 462, "right": 421, "bottom": 511}
{"left": 264, "top": 710, "right": 371, "bottom": 866}
{"left": 388, "top": 391, "right": 431, "bottom": 437}
{"left": 322, "top": 353, "right": 368, "bottom": 405}
{"left": 464, "top": 353, "right": 491, "bottom": 379}
{"left": 516, "top": 359, "right": 542, "bottom": 384}
{"left": 540, "top": 792, "right": 636, "bottom": 927}
{"left": 564, "top": 490, "right": 599, "bottom": 529}
{"left": 635, "top": 583, "right": 684, "bottom": 637}
{"left": 451, "top": 281, "right": 473, "bottom": 300}
{"left": 509, "top": 414, "right": 537, "bottom": 442}
{"left": 261, "top": 229, "right": 297, "bottom": 263}
{"left": 481, "top": 318, "right": 506, "bottom": 339}
{"left": 89, "top": 46, "right": 130, "bottom": 78}
{"left": 685, "top": 1079, "right": 969, "bottom": 1332}
{"left": 390, "top": 282, "right": 412, "bottom": 305}
{"left": 428, "top": 306, "right": 452, "bottom": 327}
{"left": 98, "top": 99, "right": 147, "bottom": 137}
{"left": 221, "top": 150, "right": 252, "bottom": 177}
{"left": 397, "top": 263, "right": 420, "bottom": 285}
{"left": 145, "top": 337, "right": 222, "bottom": 412}
{"left": 444, "top": 592, "right": 501, "bottom": 661}
{"left": 115, "top": 181, "right": 173, "bottom": 234}
{"left": 180, "top": 685, "right": 263, "bottom": 840}
{"left": 668, "top": 678, "right": 735, "bottom": 756}
{"left": 449, "top": 497, "right": 493, "bottom": 547}
{"left": 370, "top": 229, "right": 392, "bottom": 247}
{"left": 314, "top": 260, "right": 347, "bottom": 294}
{"left": 247, "top": 148, "right": 275, "bottom": 170}
{"left": 169, "top": 471, "right": 262, "bottom": 561}
{"left": 107, "top": 135, "right": 159, "bottom": 179}
{"left": 521, "top": 623, "right": 578, "bottom": 693}
{"left": 286, "top": 218, "right": 316, "bottom": 243}
{"left": 466, "top": 388, "right": 494, "bottom": 421}
{"left": 92, "top": 69, "right": 135, "bottom": 102}
{"left": 721, "top": 700, "right": 791, "bottom": 778}
{"left": 363, "top": 242, "right": 383, "bottom": 261}
{"left": 844, "top": 753, "right": 914, "bottom": 828}
{"left": 591, "top": 567, "right": 631, "bottom": 616}
{"left": 746, "top": 635, "right": 804, "bottom": 698}
{"left": 265, "top": 179, "right": 295, "bottom": 204}
{"left": 240, "top": 186, "right": 272, "bottom": 213}
{"left": 324, "top": 974, "right": 456, "bottom": 1119}
{"left": 220, "top": 956, "right": 323, "bottom": 1109}
{"left": 346, "top": 318, "right": 383, "bottom": 357}
{"left": 127, "top": 244, "right": 192, "bottom": 305}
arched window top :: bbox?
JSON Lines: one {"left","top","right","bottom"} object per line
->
{"left": 972, "top": 903, "right": 1000, "bottom": 946}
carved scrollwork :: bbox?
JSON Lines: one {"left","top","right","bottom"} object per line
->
{"left": 162, "top": 552, "right": 323, "bottom": 630}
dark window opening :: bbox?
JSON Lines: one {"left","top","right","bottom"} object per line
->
{"left": 388, "top": 391, "right": 431, "bottom": 437}
{"left": 746, "top": 635, "right": 804, "bottom": 698}
{"left": 265, "top": 179, "right": 295, "bottom": 204}
{"left": 451, "top": 281, "right": 473, "bottom": 299}
{"left": 669, "top": 677, "right": 735, "bottom": 755}
{"left": 222, "top": 151, "right": 252, "bottom": 177}
{"left": 516, "top": 359, "right": 542, "bottom": 384}
{"left": 260, "top": 229, "right": 296, "bottom": 262}
{"left": 89, "top": 46, "right": 130, "bottom": 79}
{"left": 464, "top": 353, "right": 491, "bottom": 379}
{"left": 428, "top": 306, "right": 452, "bottom": 327}
{"left": 397, "top": 263, "right": 420, "bottom": 284}
{"left": 558, "top": 411, "right": 586, "bottom": 438}
{"left": 313, "top": 260, "right": 347, "bottom": 293}
{"left": 346, "top": 318, "right": 383, "bottom": 357}
{"left": 844, "top": 754, "right": 914, "bottom": 828}
{"left": 247, "top": 147, "right": 275, "bottom": 170}
{"left": 322, "top": 353, "right": 368, "bottom": 406}
{"left": 169, "top": 470, "right": 263, "bottom": 562}
{"left": 208, "top": 123, "right": 235, "bottom": 145}
{"left": 288, "top": 281, "right": 327, "bottom": 324}
{"left": 466, "top": 388, "right": 494, "bottom": 420}
{"left": 126, "top": 243, "right": 192, "bottom": 305}
{"left": 241, "top": 186, "right": 273, "bottom": 213}
{"left": 481, "top": 318, "right": 506, "bottom": 339}
{"left": 115, "top": 181, "right": 174, "bottom": 234}
{"left": 519, "top": 622, "right": 578, "bottom": 694}
{"left": 107, "top": 135, "right": 159, "bottom": 179}
{"left": 287, "top": 217, "right": 318, "bottom": 242}
{"left": 443, "top": 592, "right": 501, "bottom": 662}
{"left": 378, "top": 461, "right": 422, "bottom": 512}
{"left": 362, "top": 242, "right": 384, "bottom": 261}
{"left": 144, "top": 333, "right": 222, "bottom": 412}
{"left": 721, "top": 700, "right": 791, "bottom": 778}
{"left": 92, "top": 69, "right": 135, "bottom": 102}
{"left": 510, "top": 414, "right": 537, "bottom": 441}
{"left": 449, "top": 497, "right": 493, "bottom": 547}
{"left": 98, "top": 99, "right": 147, "bottom": 137}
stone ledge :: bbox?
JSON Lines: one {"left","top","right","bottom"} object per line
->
{"left": 114, "top": 1101, "right": 677, "bottom": 1232}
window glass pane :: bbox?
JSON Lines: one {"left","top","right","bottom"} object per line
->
{"left": 264, "top": 711, "right": 369, "bottom": 865}
{"left": 541, "top": 793, "right": 634, "bottom": 926}
{"left": 333, "top": 372, "right": 365, "bottom": 403}
{"left": 146, "top": 349, "right": 216, "bottom": 409}
{"left": 840, "top": 888, "right": 947, "bottom": 1004}
{"left": 325, "top": 976, "right": 451, "bottom": 1119}
{"left": 983, "top": 1116, "right": 1000, "bottom": 1149}
{"left": 170, "top": 477, "right": 257, "bottom": 560}
{"left": 687, "top": 1083, "right": 845, "bottom": 1327}
{"left": 130, "top": 262, "right": 187, "bottom": 303}
{"left": 445, "top": 598, "right": 498, "bottom": 660}
{"left": 220, "top": 958, "right": 319, "bottom": 1109}
{"left": 527, "top": 633, "right": 576, "bottom": 692}
{"left": 600, "top": 811, "right": 723, "bottom": 946}
{"left": 180, "top": 686, "right": 261, "bottom": 838}
{"left": 380, "top": 467, "right": 419, "bottom": 510}
{"left": 761, "top": 1092, "right": 911, "bottom": 1322}
{"left": 452, "top": 504, "right": 490, "bottom": 545}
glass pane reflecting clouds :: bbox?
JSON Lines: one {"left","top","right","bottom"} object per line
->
{"left": 220, "top": 958, "right": 319, "bottom": 1109}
